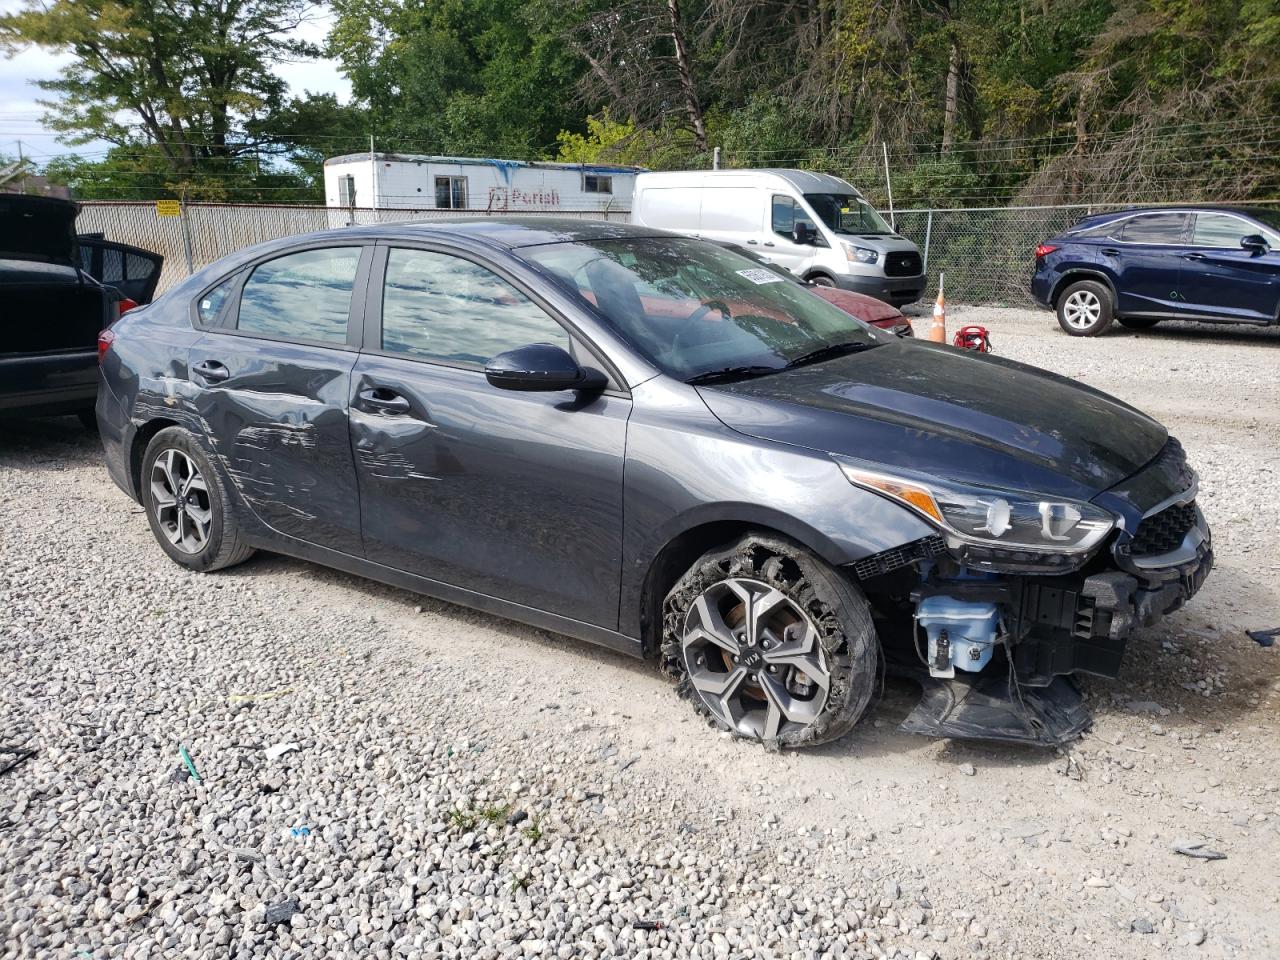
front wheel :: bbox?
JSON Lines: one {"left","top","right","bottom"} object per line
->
{"left": 1056, "top": 280, "right": 1114, "bottom": 336}
{"left": 662, "top": 535, "right": 879, "bottom": 749}
{"left": 807, "top": 274, "right": 837, "bottom": 288}
{"left": 1118, "top": 315, "right": 1162, "bottom": 330}
{"left": 141, "top": 427, "right": 254, "bottom": 572}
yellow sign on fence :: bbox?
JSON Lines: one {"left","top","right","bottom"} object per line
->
{"left": 155, "top": 199, "right": 181, "bottom": 217}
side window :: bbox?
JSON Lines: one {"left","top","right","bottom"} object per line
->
{"left": 584, "top": 174, "right": 612, "bottom": 194}
{"left": 196, "top": 275, "right": 237, "bottom": 326}
{"left": 236, "top": 247, "right": 361, "bottom": 344}
{"left": 381, "top": 248, "right": 570, "bottom": 366}
{"left": 771, "top": 195, "right": 817, "bottom": 240}
{"left": 1192, "top": 214, "right": 1253, "bottom": 248}
{"left": 771, "top": 195, "right": 796, "bottom": 236}
{"left": 1118, "top": 213, "right": 1189, "bottom": 244}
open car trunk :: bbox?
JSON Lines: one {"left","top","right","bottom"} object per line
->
{"left": 2, "top": 278, "right": 111, "bottom": 355}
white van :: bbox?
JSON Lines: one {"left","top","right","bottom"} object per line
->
{"left": 630, "top": 169, "right": 925, "bottom": 305}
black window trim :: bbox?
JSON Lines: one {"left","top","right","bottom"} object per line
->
{"left": 190, "top": 241, "right": 373, "bottom": 352}
{"left": 362, "top": 239, "right": 630, "bottom": 397}
{"left": 1113, "top": 211, "right": 1192, "bottom": 246}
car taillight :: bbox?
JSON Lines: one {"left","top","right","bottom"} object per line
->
{"left": 118, "top": 297, "right": 138, "bottom": 315}
{"left": 97, "top": 328, "right": 116, "bottom": 364}
{"left": 1034, "top": 243, "right": 1058, "bottom": 259}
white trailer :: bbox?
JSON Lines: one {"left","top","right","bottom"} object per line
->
{"left": 322, "top": 153, "right": 641, "bottom": 214}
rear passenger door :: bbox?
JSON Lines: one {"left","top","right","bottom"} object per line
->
{"left": 77, "top": 238, "right": 164, "bottom": 304}
{"left": 1100, "top": 212, "right": 1190, "bottom": 317}
{"left": 187, "top": 243, "right": 371, "bottom": 556}
{"left": 1178, "top": 213, "right": 1280, "bottom": 322}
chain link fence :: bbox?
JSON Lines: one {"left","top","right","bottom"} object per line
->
{"left": 78, "top": 199, "right": 1278, "bottom": 305}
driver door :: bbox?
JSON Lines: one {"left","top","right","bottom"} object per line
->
{"left": 763, "top": 195, "right": 821, "bottom": 277}
{"left": 348, "top": 243, "right": 631, "bottom": 628}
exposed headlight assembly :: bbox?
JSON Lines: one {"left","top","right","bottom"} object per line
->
{"left": 844, "top": 244, "right": 879, "bottom": 264}
{"left": 836, "top": 459, "right": 1115, "bottom": 554}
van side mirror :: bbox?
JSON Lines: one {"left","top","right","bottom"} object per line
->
{"left": 485, "top": 343, "right": 606, "bottom": 393}
{"left": 792, "top": 221, "right": 812, "bottom": 245}
{"left": 1240, "top": 234, "right": 1269, "bottom": 255}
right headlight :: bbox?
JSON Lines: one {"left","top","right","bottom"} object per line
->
{"left": 844, "top": 244, "right": 879, "bottom": 264}
{"left": 836, "top": 459, "right": 1115, "bottom": 554}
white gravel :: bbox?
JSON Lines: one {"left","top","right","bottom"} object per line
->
{"left": 2, "top": 306, "right": 1279, "bottom": 959}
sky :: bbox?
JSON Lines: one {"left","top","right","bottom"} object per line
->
{"left": 0, "top": 2, "right": 351, "bottom": 164}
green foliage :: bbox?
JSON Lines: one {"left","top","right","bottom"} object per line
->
{"left": 554, "top": 111, "right": 637, "bottom": 163}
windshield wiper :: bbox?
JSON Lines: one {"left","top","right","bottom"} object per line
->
{"left": 785, "top": 341, "right": 880, "bottom": 369}
{"left": 685, "top": 365, "right": 782, "bottom": 386}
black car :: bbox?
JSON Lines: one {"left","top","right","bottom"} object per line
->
{"left": 1032, "top": 206, "right": 1280, "bottom": 336}
{"left": 99, "top": 219, "right": 1211, "bottom": 748}
{"left": 1, "top": 195, "right": 162, "bottom": 424}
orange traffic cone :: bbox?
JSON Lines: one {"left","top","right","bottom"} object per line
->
{"left": 928, "top": 272, "right": 947, "bottom": 343}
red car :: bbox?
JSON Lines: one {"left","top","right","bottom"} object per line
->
{"left": 717, "top": 242, "right": 913, "bottom": 337}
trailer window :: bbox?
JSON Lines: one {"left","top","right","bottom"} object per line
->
{"left": 584, "top": 174, "right": 613, "bottom": 194}
{"left": 435, "top": 176, "right": 468, "bottom": 209}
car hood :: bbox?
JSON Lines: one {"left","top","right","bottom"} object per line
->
{"left": 812, "top": 286, "right": 906, "bottom": 325}
{"left": 0, "top": 194, "right": 79, "bottom": 265}
{"left": 831, "top": 233, "right": 919, "bottom": 254}
{"left": 696, "top": 341, "right": 1167, "bottom": 502}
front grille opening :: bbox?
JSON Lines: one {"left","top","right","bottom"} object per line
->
{"left": 884, "top": 251, "right": 922, "bottom": 277}
{"left": 1131, "top": 501, "right": 1197, "bottom": 556}
{"left": 853, "top": 535, "right": 947, "bottom": 580}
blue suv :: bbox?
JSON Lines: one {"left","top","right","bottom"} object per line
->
{"left": 1032, "top": 206, "right": 1280, "bottom": 336}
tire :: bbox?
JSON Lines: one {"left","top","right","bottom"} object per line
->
{"left": 807, "top": 274, "right": 837, "bottom": 288}
{"left": 141, "top": 426, "right": 254, "bottom": 572}
{"left": 1055, "top": 279, "right": 1114, "bottom": 336}
{"left": 1117, "top": 315, "right": 1161, "bottom": 330}
{"left": 661, "top": 534, "right": 879, "bottom": 749}
{"left": 77, "top": 409, "right": 98, "bottom": 432}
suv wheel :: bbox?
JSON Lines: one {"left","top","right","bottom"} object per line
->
{"left": 141, "top": 427, "right": 254, "bottom": 572}
{"left": 1118, "top": 316, "right": 1161, "bottom": 330}
{"left": 807, "top": 274, "right": 836, "bottom": 287}
{"left": 1056, "top": 280, "right": 1114, "bottom": 336}
{"left": 662, "top": 535, "right": 878, "bottom": 749}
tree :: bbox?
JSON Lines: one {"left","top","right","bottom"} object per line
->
{"left": 0, "top": 0, "right": 319, "bottom": 176}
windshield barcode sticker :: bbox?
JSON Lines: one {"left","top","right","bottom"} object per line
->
{"left": 737, "top": 268, "right": 786, "bottom": 285}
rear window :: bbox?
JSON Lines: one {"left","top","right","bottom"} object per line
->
{"left": 1118, "top": 213, "right": 1189, "bottom": 244}
{"left": 235, "top": 247, "right": 361, "bottom": 344}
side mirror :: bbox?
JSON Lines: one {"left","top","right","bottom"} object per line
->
{"left": 792, "top": 221, "right": 812, "bottom": 245}
{"left": 1241, "top": 234, "right": 1269, "bottom": 255}
{"left": 485, "top": 343, "right": 606, "bottom": 392}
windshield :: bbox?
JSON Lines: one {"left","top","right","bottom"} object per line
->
{"left": 804, "top": 194, "right": 894, "bottom": 235}
{"left": 520, "top": 237, "right": 882, "bottom": 382}
{"left": 1244, "top": 207, "right": 1280, "bottom": 235}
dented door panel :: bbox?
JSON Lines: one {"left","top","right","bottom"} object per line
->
{"left": 349, "top": 353, "right": 630, "bottom": 628}
{"left": 190, "top": 333, "right": 362, "bottom": 554}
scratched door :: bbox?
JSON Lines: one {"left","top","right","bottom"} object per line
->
{"left": 187, "top": 244, "right": 369, "bottom": 555}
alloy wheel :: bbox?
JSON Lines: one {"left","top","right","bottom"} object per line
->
{"left": 150, "top": 449, "right": 212, "bottom": 555}
{"left": 681, "top": 577, "right": 831, "bottom": 740}
{"left": 1062, "top": 289, "right": 1102, "bottom": 330}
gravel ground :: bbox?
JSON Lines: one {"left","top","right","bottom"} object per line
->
{"left": 2, "top": 306, "right": 1279, "bottom": 960}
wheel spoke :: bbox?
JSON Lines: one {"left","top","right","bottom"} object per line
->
{"left": 759, "top": 671, "right": 822, "bottom": 726}
{"left": 183, "top": 471, "right": 208, "bottom": 496}
{"left": 684, "top": 594, "right": 741, "bottom": 656}
{"left": 745, "top": 586, "right": 790, "bottom": 646}
{"left": 149, "top": 480, "right": 176, "bottom": 510}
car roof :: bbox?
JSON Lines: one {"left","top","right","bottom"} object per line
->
{"left": 321, "top": 217, "right": 671, "bottom": 250}
{"left": 1069, "top": 205, "right": 1274, "bottom": 228}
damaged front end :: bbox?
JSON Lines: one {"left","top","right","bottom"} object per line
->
{"left": 842, "top": 438, "right": 1212, "bottom": 746}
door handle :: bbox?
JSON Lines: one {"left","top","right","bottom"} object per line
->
{"left": 1182, "top": 252, "right": 1206, "bottom": 261}
{"left": 763, "top": 241, "right": 776, "bottom": 247}
{"left": 1100, "top": 248, "right": 1120, "bottom": 257}
{"left": 745, "top": 239, "right": 758, "bottom": 245}
{"left": 191, "top": 360, "right": 229, "bottom": 383}
{"left": 358, "top": 388, "right": 411, "bottom": 415}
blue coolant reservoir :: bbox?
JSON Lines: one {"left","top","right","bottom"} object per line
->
{"left": 914, "top": 595, "right": 1001, "bottom": 679}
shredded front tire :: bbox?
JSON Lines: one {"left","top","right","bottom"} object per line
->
{"left": 661, "top": 534, "right": 879, "bottom": 749}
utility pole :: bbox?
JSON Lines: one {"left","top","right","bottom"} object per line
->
{"left": 712, "top": 146, "right": 721, "bottom": 170}
{"left": 16, "top": 140, "right": 27, "bottom": 194}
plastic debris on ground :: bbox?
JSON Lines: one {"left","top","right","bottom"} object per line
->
{"left": 1246, "top": 627, "right": 1278, "bottom": 648}
{"left": 1172, "top": 840, "right": 1227, "bottom": 861}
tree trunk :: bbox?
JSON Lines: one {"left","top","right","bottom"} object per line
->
{"left": 941, "top": 36, "right": 960, "bottom": 154}
{"left": 667, "top": 0, "right": 707, "bottom": 151}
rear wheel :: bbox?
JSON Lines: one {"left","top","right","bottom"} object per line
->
{"left": 662, "top": 535, "right": 879, "bottom": 749}
{"left": 141, "top": 427, "right": 254, "bottom": 572}
{"left": 1118, "top": 315, "right": 1161, "bottom": 330}
{"left": 807, "top": 274, "right": 837, "bottom": 288}
{"left": 1055, "top": 280, "right": 1114, "bottom": 336}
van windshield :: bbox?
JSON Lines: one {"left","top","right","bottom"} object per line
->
{"left": 804, "top": 194, "right": 894, "bottom": 235}
{"left": 520, "top": 237, "right": 883, "bottom": 382}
